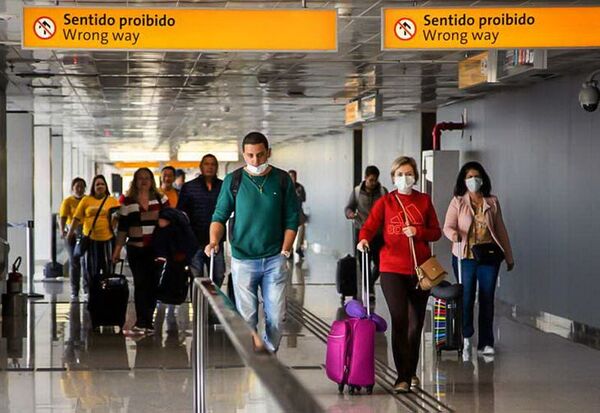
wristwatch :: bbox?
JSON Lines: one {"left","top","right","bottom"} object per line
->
{"left": 280, "top": 250, "right": 291, "bottom": 259}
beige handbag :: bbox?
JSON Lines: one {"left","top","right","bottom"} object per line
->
{"left": 394, "top": 194, "right": 447, "bottom": 290}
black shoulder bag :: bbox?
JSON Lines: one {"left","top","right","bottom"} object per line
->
{"left": 471, "top": 243, "right": 505, "bottom": 266}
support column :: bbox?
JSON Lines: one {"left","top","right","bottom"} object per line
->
{"left": 51, "top": 134, "right": 63, "bottom": 213}
{"left": 0, "top": 75, "right": 7, "bottom": 241}
{"left": 6, "top": 113, "right": 34, "bottom": 263}
{"left": 34, "top": 126, "right": 52, "bottom": 261}
{"left": 63, "top": 142, "right": 72, "bottom": 196}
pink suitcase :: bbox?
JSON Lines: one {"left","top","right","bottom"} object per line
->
{"left": 325, "top": 250, "right": 376, "bottom": 395}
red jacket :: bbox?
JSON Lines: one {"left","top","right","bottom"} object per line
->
{"left": 359, "top": 190, "right": 442, "bottom": 275}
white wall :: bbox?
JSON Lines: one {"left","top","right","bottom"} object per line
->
{"left": 271, "top": 132, "right": 354, "bottom": 257}
{"left": 6, "top": 113, "right": 34, "bottom": 264}
{"left": 362, "top": 115, "right": 422, "bottom": 189}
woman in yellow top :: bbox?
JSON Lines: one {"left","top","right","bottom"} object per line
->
{"left": 68, "top": 175, "right": 120, "bottom": 285}
{"left": 59, "top": 177, "right": 87, "bottom": 300}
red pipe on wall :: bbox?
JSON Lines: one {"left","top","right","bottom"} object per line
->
{"left": 432, "top": 121, "right": 465, "bottom": 150}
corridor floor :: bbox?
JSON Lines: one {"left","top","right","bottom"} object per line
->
{"left": 1, "top": 252, "right": 599, "bottom": 412}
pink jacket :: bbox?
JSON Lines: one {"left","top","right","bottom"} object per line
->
{"left": 443, "top": 194, "right": 514, "bottom": 265}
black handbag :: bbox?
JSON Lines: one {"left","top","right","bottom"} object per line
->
{"left": 471, "top": 242, "right": 505, "bottom": 266}
{"left": 74, "top": 196, "right": 109, "bottom": 259}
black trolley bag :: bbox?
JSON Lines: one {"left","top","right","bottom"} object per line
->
{"left": 43, "top": 214, "right": 64, "bottom": 278}
{"left": 88, "top": 259, "right": 129, "bottom": 330}
{"left": 336, "top": 254, "right": 357, "bottom": 304}
{"left": 432, "top": 242, "right": 464, "bottom": 356}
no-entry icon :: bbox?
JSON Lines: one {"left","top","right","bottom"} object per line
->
{"left": 34, "top": 17, "right": 56, "bottom": 40}
{"left": 394, "top": 18, "right": 416, "bottom": 40}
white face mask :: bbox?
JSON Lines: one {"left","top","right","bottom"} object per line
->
{"left": 394, "top": 175, "right": 415, "bottom": 194}
{"left": 466, "top": 177, "right": 483, "bottom": 193}
{"left": 246, "top": 162, "right": 269, "bottom": 175}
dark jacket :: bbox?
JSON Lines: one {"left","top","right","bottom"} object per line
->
{"left": 153, "top": 208, "right": 199, "bottom": 264}
{"left": 177, "top": 176, "right": 223, "bottom": 247}
{"left": 344, "top": 182, "right": 388, "bottom": 229}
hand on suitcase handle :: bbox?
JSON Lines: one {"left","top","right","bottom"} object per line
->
{"left": 204, "top": 242, "right": 219, "bottom": 257}
{"left": 357, "top": 239, "right": 370, "bottom": 253}
{"left": 113, "top": 258, "right": 125, "bottom": 275}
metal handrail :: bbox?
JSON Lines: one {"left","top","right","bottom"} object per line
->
{"left": 192, "top": 278, "right": 325, "bottom": 413}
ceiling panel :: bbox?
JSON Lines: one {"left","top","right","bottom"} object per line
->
{"left": 2, "top": 0, "right": 599, "bottom": 158}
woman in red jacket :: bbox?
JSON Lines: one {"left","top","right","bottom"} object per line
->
{"left": 357, "top": 156, "right": 441, "bottom": 393}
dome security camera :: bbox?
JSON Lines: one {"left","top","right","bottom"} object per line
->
{"left": 580, "top": 80, "right": 600, "bottom": 112}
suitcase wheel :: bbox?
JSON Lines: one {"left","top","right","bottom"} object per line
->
{"left": 366, "top": 385, "right": 374, "bottom": 395}
{"left": 338, "top": 384, "right": 344, "bottom": 394}
{"left": 349, "top": 385, "right": 361, "bottom": 395}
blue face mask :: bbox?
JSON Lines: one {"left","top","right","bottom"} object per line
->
{"left": 394, "top": 175, "right": 415, "bottom": 194}
{"left": 465, "top": 177, "right": 483, "bottom": 193}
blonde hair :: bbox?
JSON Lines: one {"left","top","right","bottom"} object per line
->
{"left": 126, "top": 167, "right": 160, "bottom": 200}
{"left": 390, "top": 156, "right": 419, "bottom": 183}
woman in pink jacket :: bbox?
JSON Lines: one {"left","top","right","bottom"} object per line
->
{"left": 443, "top": 162, "right": 514, "bottom": 357}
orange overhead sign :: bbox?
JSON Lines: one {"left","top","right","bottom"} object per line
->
{"left": 23, "top": 6, "right": 337, "bottom": 51}
{"left": 382, "top": 7, "right": 600, "bottom": 50}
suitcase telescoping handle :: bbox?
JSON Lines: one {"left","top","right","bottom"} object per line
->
{"left": 209, "top": 249, "right": 214, "bottom": 282}
{"left": 361, "top": 248, "right": 371, "bottom": 316}
{"left": 456, "top": 241, "right": 462, "bottom": 284}
{"left": 113, "top": 258, "right": 124, "bottom": 276}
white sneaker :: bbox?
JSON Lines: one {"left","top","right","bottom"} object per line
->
{"left": 463, "top": 338, "right": 472, "bottom": 352}
{"left": 478, "top": 346, "right": 495, "bottom": 356}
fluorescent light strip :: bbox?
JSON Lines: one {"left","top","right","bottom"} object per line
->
{"left": 178, "top": 151, "right": 239, "bottom": 162}
{"left": 109, "top": 151, "right": 170, "bottom": 162}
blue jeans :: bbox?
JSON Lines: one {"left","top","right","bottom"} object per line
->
{"left": 452, "top": 256, "right": 500, "bottom": 349}
{"left": 190, "top": 247, "right": 225, "bottom": 287}
{"left": 231, "top": 254, "right": 288, "bottom": 352}
{"left": 65, "top": 236, "right": 87, "bottom": 295}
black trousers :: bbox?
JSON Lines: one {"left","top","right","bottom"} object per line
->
{"left": 380, "top": 272, "right": 430, "bottom": 382}
{"left": 85, "top": 239, "right": 114, "bottom": 283}
{"left": 127, "top": 246, "right": 160, "bottom": 329}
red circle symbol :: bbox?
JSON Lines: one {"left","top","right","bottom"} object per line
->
{"left": 394, "top": 18, "right": 416, "bottom": 41}
{"left": 34, "top": 17, "right": 56, "bottom": 40}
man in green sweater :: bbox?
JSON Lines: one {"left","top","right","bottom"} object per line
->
{"left": 205, "top": 132, "right": 299, "bottom": 352}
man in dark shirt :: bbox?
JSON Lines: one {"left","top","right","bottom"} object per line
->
{"left": 177, "top": 154, "right": 225, "bottom": 286}
{"left": 344, "top": 165, "right": 388, "bottom": 301}
{"left": 288, "top": 170, "right": 307, "bottom": 258}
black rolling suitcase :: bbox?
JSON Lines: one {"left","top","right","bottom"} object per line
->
{"left": 432, "top": 242, "right": 464, "bottom": 356}
{"left": 44, "top": 214, "right": 63, "bottom": 279}
{"left": 88, "top": 260, "right": 129, "bottom": 330}
{"left": 432, "top": 281, "right": 464, "bottom": 356}
{"left": 336, "top": 254, "right": 357, "bottom": 303}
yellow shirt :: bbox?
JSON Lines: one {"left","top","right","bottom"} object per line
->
{"left": 73, "top": 195, "right": 120, "bottom": 241}
{"left": 163, "top": 187, "right": 179, "bottom": 208}
{"left": 59, "top": 196, "right": 83, "bottom": 226}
